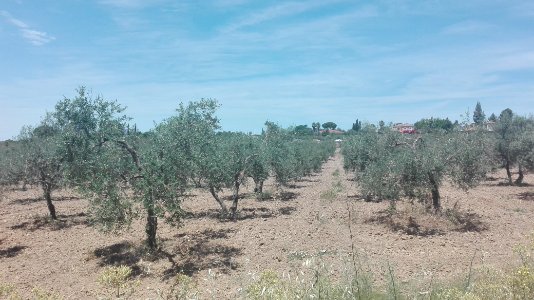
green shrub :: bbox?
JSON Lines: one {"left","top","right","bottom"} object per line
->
{"left": 98, "top": 265, "right": 136, "bottom": 298}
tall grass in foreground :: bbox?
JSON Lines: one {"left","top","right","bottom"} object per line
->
{"left": 245, "top": 259, "right": 382, "bottom": 300}
{"left": 2, "top": 235, "right": 534, "bottom": 299}
{"left": 244, "top": 235, "right": 534, "bottom": 300}
{"left": 243, "top": 194, "right": 534, "bottom": 300}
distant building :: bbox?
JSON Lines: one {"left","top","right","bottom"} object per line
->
{"left": 392, "top": 123, "right": 416, "bottom": 134}
{"left": 484, "top": 121, "right": 496, "bottom": 131}
{"left": 462, "top": 121, "right": 496, "bottom": 132}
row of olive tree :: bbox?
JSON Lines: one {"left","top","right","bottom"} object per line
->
{"left": 190, "top": 122, "right": 335, "bottom": 219}
{"left": 343, "top": 108, "right": 534, "bottom": 211}
{"left": 1, "top": 88, "right": 335, "bottom": 250}
{"left": 0, "top": 90, "right": 218, "bottom": 249}
{"left": 342, "top": 129, "right": 491, "bottom": 211}
{"left": 264, "top": 122, "right": 335, "bottom": 186}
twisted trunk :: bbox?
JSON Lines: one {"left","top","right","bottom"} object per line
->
{"left": 39, "top": 168, "right": 57, "bottom": 220}
{"left": 43, "top": 183, "right": 57, "bottom": 220}
{"left": 209, "top": 185, "right": 228, "bottom": 215}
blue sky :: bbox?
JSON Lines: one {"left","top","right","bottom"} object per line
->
{"left": 1, "top": 0, "right": 533, "bottom": 139}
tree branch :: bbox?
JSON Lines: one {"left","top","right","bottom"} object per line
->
{"left": 114, "top": 140, "right": 142, "bottom": 172}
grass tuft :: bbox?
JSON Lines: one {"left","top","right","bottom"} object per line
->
{"left": 0, "top": 283, "right": 21, "bottom": 300}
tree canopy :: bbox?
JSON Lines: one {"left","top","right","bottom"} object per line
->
{"left": 321, "top": 122, "right": 337, "bottom": 130}
{"left": 352, "top": 119, "right": 362, "bottom": 132}
{"left": 343, "top": 130, "right": 490, "bottom": 210}
{"left": 473, "top": 101, "right": 486, "bottom": 125}
{"left": 293, "top": 124, "right": 312, "bottom": 135}
{"left": 494, "top": 108, "right": 534, "bottom": 185}
{"left": 414, "top": 117, "right": 454, "bottom": 133}
{"left": 51, "top": 88, "right": 222, "bottom": 249}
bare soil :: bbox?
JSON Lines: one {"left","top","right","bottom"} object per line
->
{"left": 1, "top": 151, "right": 534, "bottom": 299}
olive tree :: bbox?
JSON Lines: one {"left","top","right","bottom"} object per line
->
{"left": 17, "top": 123, "right": 64, "bottom": 219}
{"left": 155, "top": 100, "right": 228, "bottom": 216}
{"left": 219, "top": 133, "right": 257, "bottom": 218}
{"left": 53, "top": 88, "right": 217, "bottom": 250}
{"left": 494, "top": 109, "right": 534, "bottom": 185}
{"left": 264, "top": 122, "right": 298, "bottom": 186}
{"left": 199, "top": 132, "right": 261, "bottom": 218}
{"left": 158, "top": 99, "right": 220, "bottom": 190}
{"left": 520, "top": 133, "right": 534, "bottom": 173}
{"left": 0, "top": 120, "right": 65, "bottom": 219}
{"left": 343, "top": 131, "right": 403, "bottom": 203}
{"left": 0, "top": 140, "right": 28, "bottom": 198}
{"left": 197, "top": 134, "right": 231, "bottom": 215}
{"left": 53, "top": 88, "right": 142, "bottom": 235}
{"left": 248, "top": 137, "right": 269, "bottom": 195}
{"left": 136, "top": 99, "right": 220, "bottom": 248}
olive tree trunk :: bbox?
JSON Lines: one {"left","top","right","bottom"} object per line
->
{"left": 230, "top": 174, "right": 240, "bottom": 220}
{"left": 39, "top": 168, "right": 57, "bottom": 220}
{"left": 515, "top": 163, "right": 524, "bottom": 185}
{"left": 253, "top": 179, "right": 264, "bottom": 194}
{"left": 505, "top": 160, "right": 513, "bottom": 185}
{"left": 209, "top": 185, "right": 228, "bottom": 215}
{"left": 43, "top": 183, "right": 57, "bottom": 220}
{"left": 146, "top": 208, "right": 158, "bottom": 250}
{"left": 428, "top": 172, "right": 441, "bottom": 211}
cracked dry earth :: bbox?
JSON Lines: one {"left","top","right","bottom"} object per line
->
{"left": 1, "top": 150, "right": 534, "bottom": 299}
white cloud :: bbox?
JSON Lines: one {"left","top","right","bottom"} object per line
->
{"left": 1, "top": 1, "right": 534, "bottom": 138}
{"left": 221, "top": 0, "right": 349, "bottom": 32}
{"left": 0, "top": 10, "right": 26, "bottom": 27}
{"left": 20, "top": 28, "right": 55, "bottom": 46}
{"left": 0, "top": 10, "right": 55, "bottom": 45}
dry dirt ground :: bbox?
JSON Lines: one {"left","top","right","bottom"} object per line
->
{"left": 1, "top": 151, "right": 534, "bottom": 299}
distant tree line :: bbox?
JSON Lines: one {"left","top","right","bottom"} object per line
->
{"left": 414, "top": 117, "right": 455, "bottom": 133}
